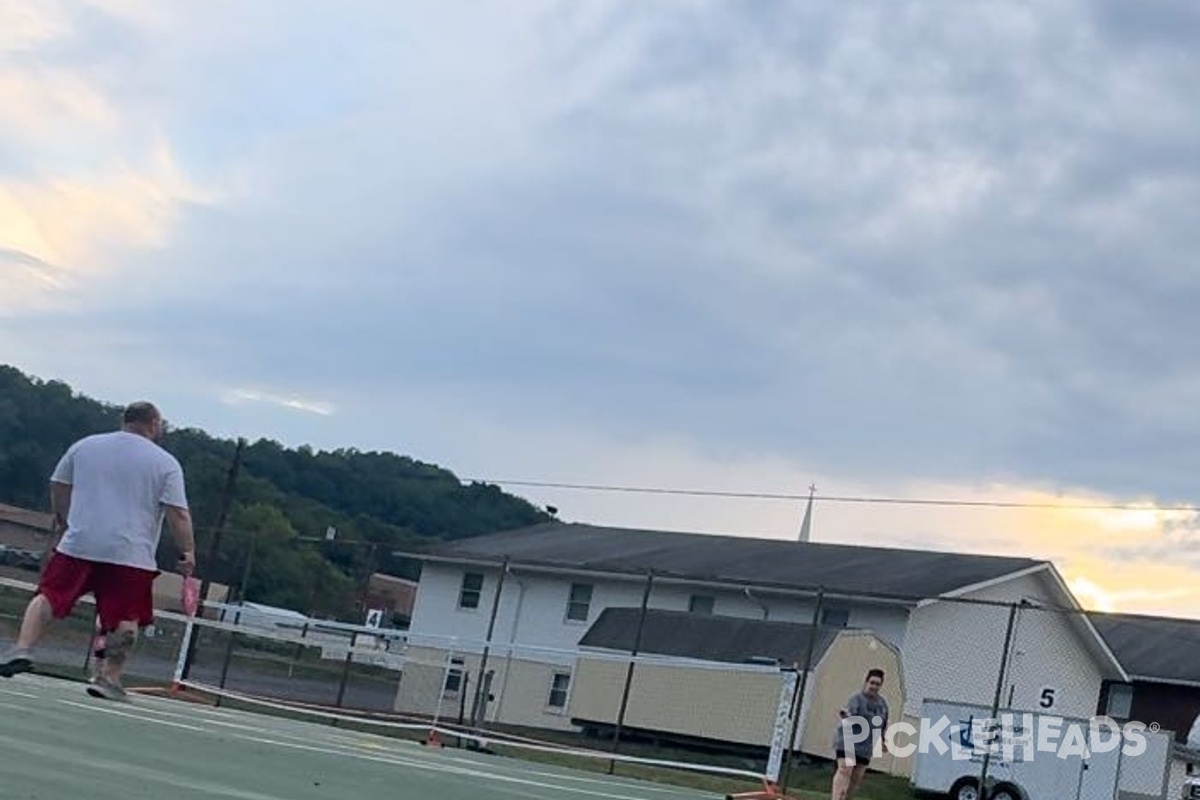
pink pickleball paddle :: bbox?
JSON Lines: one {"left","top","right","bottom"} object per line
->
{"left": 181, "top": 575, "right": 200, "bottom": 617}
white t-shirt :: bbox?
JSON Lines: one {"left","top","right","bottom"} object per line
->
{"left": 51, "top": 430, "right": 189, "bottom": 571}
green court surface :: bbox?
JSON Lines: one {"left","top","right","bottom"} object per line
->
{"left": 0, "top": 674, "right": 721, "bottom": 800}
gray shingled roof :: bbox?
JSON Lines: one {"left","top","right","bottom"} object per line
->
{"left": 1088, "top": 612, "right": 1200, "bottom": 684}
{"left": 420, "top": 522, "right": 1046, "bottom": 600}
{"left": 579, "top": 607, "right": 846, "bottom": 665}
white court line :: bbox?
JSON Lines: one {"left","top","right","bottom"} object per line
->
{"left": 128, "top": 697, "right": 400, "bottom": 743}
{"left": 428, "top": 748, "right": 705, "bottom": 795}
{"left": 129, "top": 702, "right": 319, "bottom": 733}
{"left": 62, "top": 695, "right": 429, "bottom": 765}
{"left": 129, "top": 692, "right": 259, "bottom": 717}
{"left": 0, "top": 687, "right": 39, "bottom": 698}
{"left": 58, "top": 699, "right": 211, "bottom": 732}
{"left": 229, "top": 733, "right": 712, "bottom": 800}
{"left": 133, "top": 701, "right": 405, "bottom": 749}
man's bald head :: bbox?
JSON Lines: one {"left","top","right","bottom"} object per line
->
{"left": 122, "top": 401, "right": 164, "bottom": 441}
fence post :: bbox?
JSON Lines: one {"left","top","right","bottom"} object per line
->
{"left": 335, "top": 639, "right": 354, "bottom": 708}
{"left": 609, "top": 568, "right": 655, "bottom": 773}
{"left": 214, "top": 527, "right": 258, "bottom": 705}
{"left": 978, "top": 601, "right": 1019, "bottom": 799}
{"left": 182, "top": 437, "right": 244, "bottom": 681}
{"left": 469, "top": 556, "right": 508, "bottom": 737}
{"left": 780, "top": 587, "right": 825, "bottom": 795}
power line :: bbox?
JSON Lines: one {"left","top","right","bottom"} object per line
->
{"left": 465, "top": 478, "right": 1200, "bottom": 514}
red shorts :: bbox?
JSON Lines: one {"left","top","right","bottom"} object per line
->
{"left": 39, "top": 551, "right": 159, "bottom": 632}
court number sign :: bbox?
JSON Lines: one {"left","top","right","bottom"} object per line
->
{"left": 1039, "top": 687, "right": 1057, "bottom": 709}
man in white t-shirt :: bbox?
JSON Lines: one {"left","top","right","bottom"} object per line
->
{"left": 0, "top": 402, "right": 196, "bottom": 700}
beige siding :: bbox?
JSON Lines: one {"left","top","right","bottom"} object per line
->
{"left": 568, "top": 631, "right": 900, "bottom": 751}
{"left": 568, "top": 656, "right": 787, "bottom": 746}
{"left": 489, "top": 657, "right": 578, "bottom": 731}
{"left": 394, "top": 645, "right": 459, "bottom": 719}
{"left": 797, "top": 630, "right": 905, "bottom": 774}
{"left": 392, "top": 645, "right": 578, "bottom": 731}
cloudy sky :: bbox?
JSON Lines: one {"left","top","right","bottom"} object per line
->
{"left": 3, "top": 1, "right": 1199, "bottom": 617}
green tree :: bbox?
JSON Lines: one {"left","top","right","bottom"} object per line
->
{"left": 0, "top": 364, "right": 550, "bottom": 619}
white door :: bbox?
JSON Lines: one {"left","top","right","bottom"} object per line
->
{"left": 1075, "top": 748, "right": 1120, "bottom": 800}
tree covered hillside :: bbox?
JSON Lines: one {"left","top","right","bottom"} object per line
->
{"left": 0, "top": 365, "right": 549, "bottom": 617}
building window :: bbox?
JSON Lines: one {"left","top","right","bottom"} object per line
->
{"left": 548, "top": 672, "right": 571, "bottom": 708}
{"left": 821, "top": 607, "right": 850, "bottom": 627}
{"left": 1106, "top": 683, "right": 1133, "bottom": 719}
{"left": 458, "top": 572, "right": 483, "bottom": 610}
{"left": 444, "top": 657, "right": 465, "bottom": 694}
{"left": 566, "top": 583, "right": 593, "bottom": 622}
{"left": 689, "top": 594, "right": 715, "bottom": 614}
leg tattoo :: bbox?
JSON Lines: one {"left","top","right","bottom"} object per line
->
{"left": 104, "top": 629, "right": 136, "bottom": 670}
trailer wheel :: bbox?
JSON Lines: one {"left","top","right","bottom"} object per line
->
{"left": 990, "top": 783, "right": 1024, "bottom": 800}
{"left": 948, "top": 777, "right": 980, "bottom": 800}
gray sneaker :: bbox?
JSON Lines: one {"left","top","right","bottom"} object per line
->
{"left": 0, "top": 648, "right": 32, "bottom": 678}
{"left": 86, "top": 677, "right": 130, "bottom": 702}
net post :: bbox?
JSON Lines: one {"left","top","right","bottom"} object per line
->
{"left": 172, "top": 617, "right": 196, "bottom": 692}
{"left": 424, "top": 646, "right": 456, "bottom": 748}
{"left": 766, "top": 666, "right": 800, "bottom": 785}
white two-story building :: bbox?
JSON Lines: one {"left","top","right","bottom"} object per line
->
{"left": 393, "top": 521, "right": 1127, "bottom": 768}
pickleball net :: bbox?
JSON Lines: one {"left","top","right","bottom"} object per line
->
{"left": 173, "top": 613, "right": 804, "bottom": 791}
{"left": 1, "top": 575, "right": 809, "bottom": 795}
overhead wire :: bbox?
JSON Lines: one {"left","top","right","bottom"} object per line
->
{"left": 461, "top": 477, "right": 1200, "bottom": 513}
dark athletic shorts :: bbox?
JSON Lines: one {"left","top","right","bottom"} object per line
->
{"left": 39, "top": 551, "right": 158, "bottom": 632}
{"left": 835, "top": 749, "right": 871, "bottom": 767}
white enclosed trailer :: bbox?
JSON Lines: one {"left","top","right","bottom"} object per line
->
{"left": 909, "top": 699, "right": 1172, "bottom": 800}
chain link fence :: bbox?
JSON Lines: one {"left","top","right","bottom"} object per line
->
{"left": 3, "top": 560, "right": 1194, "bottom": 800}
